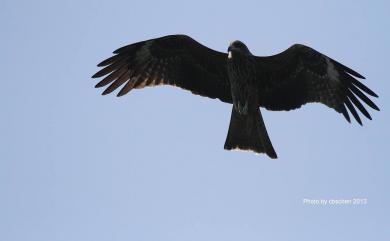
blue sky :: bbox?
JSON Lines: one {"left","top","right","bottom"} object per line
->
{"left": 1, "top": 0, "right": 389, "bottom": 240}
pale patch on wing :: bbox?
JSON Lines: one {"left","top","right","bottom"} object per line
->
{"left": 134, "top": 76, "right": 147, "bottom": 89}
{"left": 134, "top": 75, "right": 166, "bottom": 89}
{"left": 149, "top": 78, "right": 164, "bottom": 87}
{"left": 325, "top": 57, "right": 340, "bottom": 82}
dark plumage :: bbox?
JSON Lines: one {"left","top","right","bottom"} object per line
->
{"left": 92, "top": 34, "right": 379, "bottom": 158}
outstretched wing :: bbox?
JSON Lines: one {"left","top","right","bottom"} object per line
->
{"left": 92, "top": 35, "right": 232, "bottom": 103}
{"left": 256, "top": 44, "right": 379, "bottom": 125}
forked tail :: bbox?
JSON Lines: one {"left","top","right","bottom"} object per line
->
{"left": 224, "top": 107, "right": 277, "bottom": 159}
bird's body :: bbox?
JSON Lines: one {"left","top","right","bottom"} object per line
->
{"left": 227, "top": 41, "right": 259, "bottom": 114}
{"left": 225, "top": 41, "right": 276, "bottom": 157}
{"left": 92, "top": 34, "right": 379, "bottom": 159}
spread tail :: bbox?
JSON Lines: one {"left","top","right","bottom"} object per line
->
{"left": 224, "top": 107, "right": 277, "bottom": 159}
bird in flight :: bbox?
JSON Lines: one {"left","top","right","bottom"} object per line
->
{"left": 92, "top": 34, "right": 379, "bottom": 159}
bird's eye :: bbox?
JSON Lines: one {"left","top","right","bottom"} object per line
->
{"left": 234, "top": 42, "right": 244, "bottom": 48}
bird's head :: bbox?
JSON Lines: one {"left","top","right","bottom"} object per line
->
{"left": 228, "top": 40, "right": 251, "bottom": 59}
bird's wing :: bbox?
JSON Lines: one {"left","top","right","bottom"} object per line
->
{"left": 92, "top": 35, "right": 232, "bottom": 103}
{"left": 256, "top": 44, "right": 379, "bottom": 125}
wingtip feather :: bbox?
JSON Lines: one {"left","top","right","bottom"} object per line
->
{"left": 332, "top": 58, "right": 365, "bottom": 79}
{"left": 341, "top": 105, "right": 351, "bottom": 123}
{"left": 345, "top": 98, "right": 363, "bottom": 125}
{"left": 101, "top": 88, "right": 111, "bottom": 95}
{"left": 116, "top": 91, "right": 126, "bottom": 97}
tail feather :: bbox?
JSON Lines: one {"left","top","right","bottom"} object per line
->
{"left": 224, "top": 107, "right": 277, "bottom": 159}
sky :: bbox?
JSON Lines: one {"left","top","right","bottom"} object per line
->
{"left": 1, "top": 0, "right": 389, "bottom": 240}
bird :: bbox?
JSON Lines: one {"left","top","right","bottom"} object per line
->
{"left": 92, "top": 34, "right": 379, "bottom": 159}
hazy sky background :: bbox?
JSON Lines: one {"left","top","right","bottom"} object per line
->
{"left": 1, "top": 0, "right": 389, "bottom": 240}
